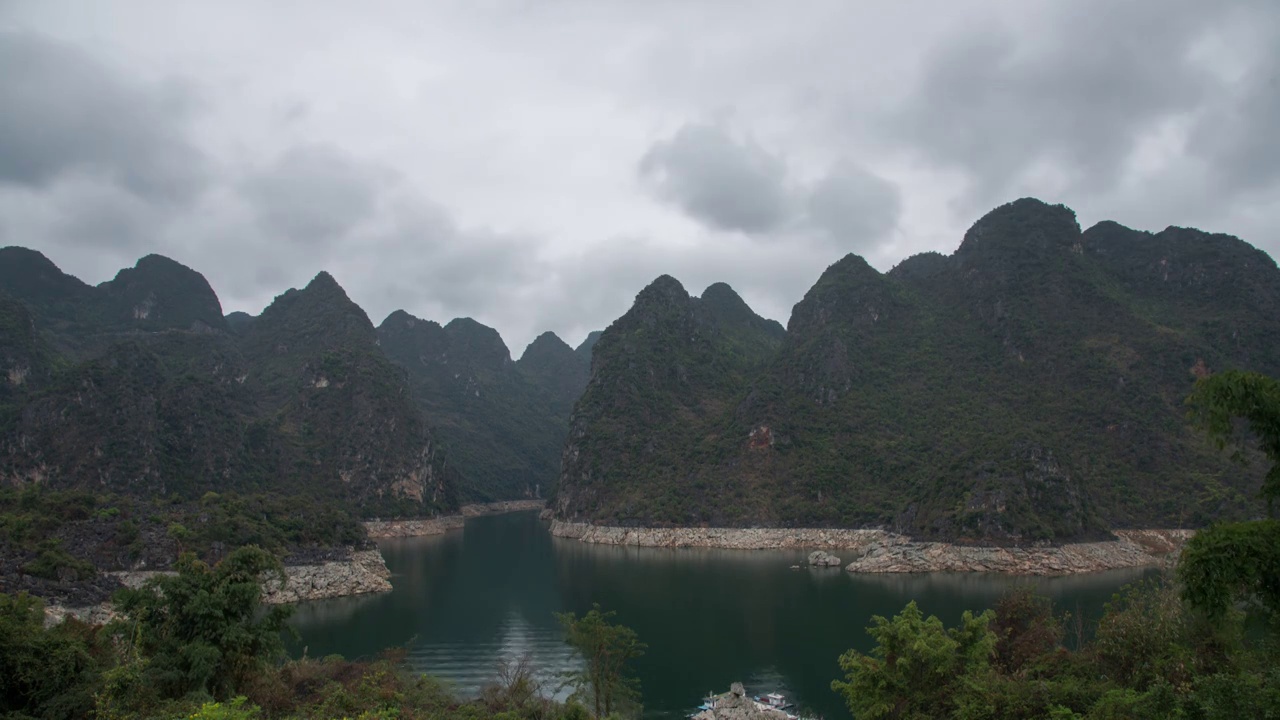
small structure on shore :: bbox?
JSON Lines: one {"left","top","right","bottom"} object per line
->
{"left": 690, "top": 683, "right": 793, "bottom": 720}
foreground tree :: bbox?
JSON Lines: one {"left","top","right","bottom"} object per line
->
{"left": 556, "top": 604, "right": 646, "bottom": 718}
{"left": 109, "top": 546, "right": 293, "bottom": 704}
{"left": 831, "top": 601, "right": 996, "bottom": 720}
{"left": 0, "top": 593, "right": 104, "bottom": 720}
{"left": 1181, "top": 370, "right": 1280, "bottom": 623}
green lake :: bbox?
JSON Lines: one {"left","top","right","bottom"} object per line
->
{"left": 290, "top": 511, "right": 1154, "bottom": 719}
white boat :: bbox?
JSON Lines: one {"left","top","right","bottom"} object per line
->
{"left": 688, "top": 692, "right": 719, "bottom": 717}
{"left": 753, "top": 692, "right": 795, "bottom": 712}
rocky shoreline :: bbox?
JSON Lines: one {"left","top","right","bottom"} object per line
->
{"left": 45, "top": 503, "right": 552, "bottom": 625}
{"left": 550, "top": 521, "right": 891, "bottom": 550}
{"left": 44, "top": 549, "right": 394, "bottom": 626}
{"left": 548, "top": 521, "right": 1193, "bottom": 575}
{"left": 845, "top": 530, "right": 1195, "bottom": 574}
{"left": 365, "top": 500, "right": 545, "bottom": 538}
{"left": 460, "top": 499, "right": 545, "bottom": 516}
{"left": 363, "top": 515, "right": 466, "bottom": 538}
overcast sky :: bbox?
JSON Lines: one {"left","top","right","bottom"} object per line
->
{"left": 1, "top": 1, "right": 1277, "bottom": 354}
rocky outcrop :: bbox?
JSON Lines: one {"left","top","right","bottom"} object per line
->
{"left": 549, "top": 521, "right": 886, "bottom": 550}
{"left": 260, "top": 550, "right": 391, "bottom": 603}
{"left": 552, "top": 521, "right": 1193, "bottom": 575}
{"left": 43, "top": 603, "right": 119, "bottom": 627}
{"left": 44, "top": 549, "right": 395, "bottom": 626}
{"left": 364, "top": 502, "right": 544, "bottom": 538}
{"left": 844, "top": 530, "right": 1194, "bottom": 575}
{"left": 460, "top": 499, "right": 545, "bottom": 516}
{"left": 808, "top": 550, "right": 842, "bottom": 567}
{"left": 111, "top": 549, "right": 393, "bottom": 604}
{"left": 363, "top": 516, "right": 465, "bottom": 538}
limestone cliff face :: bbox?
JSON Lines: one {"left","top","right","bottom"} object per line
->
{"left": 0, "top": 293, "right": 55, "bottom": 399}
{"left": 236, "top": 273, "right": 460, "bottom": 515}
{"left": 556, "top": 198, "right": 1280, "bottom": 543}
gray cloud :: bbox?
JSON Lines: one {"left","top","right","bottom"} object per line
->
{"left": 1187, "top": 24, "right": 1280, "bottom": 194}
{"left": 354, "top": 197, "right": 546, "bottom": 320}
{"left": 46, "top": 179, "right": 161, "bottom": 249}
{"left": 639, "top": 122, "right": 793, "bottom": 234}
{"left": 239, "top": 144, "right": 387, "bottom": 245}
{"left": 888, "top": 0, "right": 1230, "bottom": 207}
{"left": 805, "top": 161, "right": 901, "bottom": 248}
{"left": 0, "top": 0, "right": 1276, "bottom": 353}
{"left": 639, "top": 121, "right": 901, "bottom": 247}
{"left": 0, "top": 30, "right": 209, "bottom": 203}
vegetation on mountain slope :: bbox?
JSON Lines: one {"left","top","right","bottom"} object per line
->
{"left": 835, "top": 380, "right": 1280, "bottom": 718}
{"left": 0, "top": 247, "right": 227, "bottom": 359}
{"left": 0, "top": 257, "right": 459, "bottom": 519}
{"left": 557, "top": 199, "right": 1280, "bottom": 542}
{"left": 555, "top": 277, "right": 786, "bottom": 525}
{"left": 378, "top": 311, "right": 591, "bottom": 501}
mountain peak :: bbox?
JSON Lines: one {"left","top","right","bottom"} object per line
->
{"left": 819, "top": 253, "right": 880, "bottom": 283}
{"left": 787, "top": 253, "right": 893, "bottom": 337}
{"left": 0, "top": 246, "right": 63, "bottom": 273}
{"left": 305, "top": 270, "right": 345, "bottom": 294}
{"left": 518, "top": 331, "right": 577, "bottom": 375}
{"left": 888, "top": 251, "right": 950, "bottom": 283}
{"left": 697, "top": 282, "right": 785, "bottom": 342}
{"left": 523, "top": 331, "right": 572, "bottom": 356}
{"left": 701, "top": 281, "right": 739, "bottom": 299}
{"left": 699, "top": 282, "right": 748, "bottom": 310}
{"left": 635, "top": 274, "right": 690, "bottom": 305}
{"left": 133, "top": 253, "right": 191, "bottom": 272}
{"left": 956, "top": 198, "right": 1080, "bottom": 257}
{"left": 251, "top": 271, "right": 374, "bottom": 351}
{"left": 100, "top": 253, "right": 227, "bottom": 331}
{"left": 380, "top": 309, "right": 443, "bottom": 334}
{"left": 0, "top": 246, "right": 95, "bottom": 319}
{"left": 575, "top": 330, "right": 603, "bottom": 357}
{"left": 444, "top": 317, "right": 512, "bottom": 367}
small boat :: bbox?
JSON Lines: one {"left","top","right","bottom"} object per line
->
{"left": 754, "top": 692, "right": 794, "bottom": 710}
{"left": 688, "top": 692, "right": 719, "bottom": 717}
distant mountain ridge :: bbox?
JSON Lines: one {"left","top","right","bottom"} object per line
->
{"left": 0, "top": 248, "right": 226, "bottom": 359}
{"left": 0, "top": 246, "right": 594, "bottom": 509}
{"left": 9, "top": 196, "right": 1270, "bottom": 541}
{"left": 377, "top": 311, "right": 592, "bottom": 501}
{"left": 555, "top": 199, "right": 1280, "bottom": 543}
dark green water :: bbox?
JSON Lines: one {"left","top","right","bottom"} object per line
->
{"left": 290, "top": 511, "right": 1153, "bottom": 719}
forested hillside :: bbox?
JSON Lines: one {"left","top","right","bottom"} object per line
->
{"left": 0, "top": 252, "right": 458, "bottom": 517}
{"left": 377, "top": 311, "right": 592, "bottom": 501}
{"left": 555, "top": 199, "right": 1280, "bottom": 543}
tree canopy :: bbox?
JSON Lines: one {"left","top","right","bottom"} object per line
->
{"left": 1179, "top": 371, "right": 1280, "bottom": 624}
{"left": 1185, "top": 369, "right": 1280, "bottom": 517}
{"left": 111, "top": 546, "right": 293, "bottom": 701}
{"left": 556, "top": 604, "right": 646, "bottom": 719}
